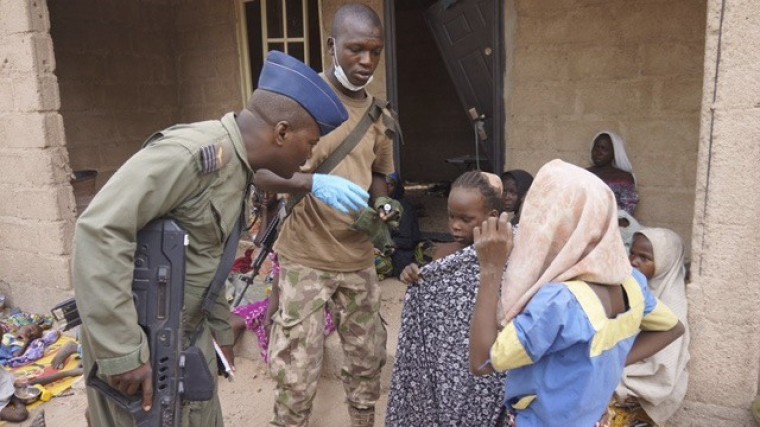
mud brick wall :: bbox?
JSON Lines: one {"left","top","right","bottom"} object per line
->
{"left": 0, "top": 0, "right": 75, "bottom": 311}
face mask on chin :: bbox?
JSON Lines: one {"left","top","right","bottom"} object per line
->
{"left": 332, "top": 45, "right": 373, "bottom": 92}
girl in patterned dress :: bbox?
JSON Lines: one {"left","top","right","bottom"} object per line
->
{"left": 386, "top": 170, "right": 508, "bottom": 427}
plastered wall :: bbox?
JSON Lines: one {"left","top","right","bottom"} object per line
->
{"left": 505, "top": 0, "right": 707, "bottom": 253}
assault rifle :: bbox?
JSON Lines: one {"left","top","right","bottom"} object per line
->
{"left": 56, "top": 219, "right": 214, "bottom": 427}
{"left": 232, "top": 209, "right": 280, "bottom": 308}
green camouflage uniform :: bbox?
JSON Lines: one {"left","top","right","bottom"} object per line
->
{"left": 74, "top": 113, "right": 252, "bottom": 427}
{"left": 268, "top": 256, "right": 387, "bottom": 426}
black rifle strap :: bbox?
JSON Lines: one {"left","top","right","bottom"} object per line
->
{"left": 285, "top": 97, "right": 387, "bottom": 212}
{"left": 191, "top": 185, "right": 249, "bottom": 345}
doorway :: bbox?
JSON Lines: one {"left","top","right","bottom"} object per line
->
{"left": 387, "top": 0, "right": 505, "bottom": 182}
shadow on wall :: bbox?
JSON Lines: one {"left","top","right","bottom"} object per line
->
{"left": 70, "top": 170, "right": 97, "bottom": 217}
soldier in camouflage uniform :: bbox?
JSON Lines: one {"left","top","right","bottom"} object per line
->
{"left": 262, "top": 5, "right": 396, "bottom": 426}
{"left": 72, "top": 52, "right": 358, "bottom": 427}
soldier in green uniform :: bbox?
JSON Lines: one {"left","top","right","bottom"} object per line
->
{"left": 73, "top": 51, "right": 367, "bottom": 426}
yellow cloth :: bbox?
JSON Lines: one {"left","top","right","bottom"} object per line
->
{"left": 5, "top": 335, "right": 82, "bottom": 414}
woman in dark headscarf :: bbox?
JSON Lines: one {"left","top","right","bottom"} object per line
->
{"left": 386, "top": 172, "right": 421, "bottom": 277}
{"left": 500, "top": 170, "right": 534, "bottom": 227}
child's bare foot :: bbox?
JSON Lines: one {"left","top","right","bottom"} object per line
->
{"left": 51, "top": 342, "right": 79, "bottom": 370}
{"left": 0, "top": 400, "right": 29, "bottom": 423}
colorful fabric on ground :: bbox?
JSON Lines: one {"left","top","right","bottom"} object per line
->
{"left": 386, "top": 246, "right": 505, "bottom": 427}
{"left": 609, "top": 398, "right": 655, "bottom": 427}
{"left": 7, "top": 335, "right": 82, "bottom": 412}
{"left": 6, "top": 330, "right": 60, "bottom": 368}
{"left": 231, "top": 248, "right": 255, "bottom": 274}
{"left": 0, "top": 334, "right": 25, "bottom": 364}
{"left": 0, "top": 312, "right": 53, "bottom": 335}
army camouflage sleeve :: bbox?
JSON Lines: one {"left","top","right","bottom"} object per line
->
{"left": 74, "top": 142, "right": 201, "bottom": 376}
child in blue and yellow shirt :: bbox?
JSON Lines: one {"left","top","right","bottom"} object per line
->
{"left": 469, "top": 160, "right": 684, "bottom": 427}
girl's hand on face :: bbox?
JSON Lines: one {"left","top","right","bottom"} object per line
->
{"left": 474, "top": 212, "right": 513, "bottom": 273}
{"left": 400, "top": 263, "right": 421, "bottom": 284}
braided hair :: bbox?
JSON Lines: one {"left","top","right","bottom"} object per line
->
{"left": 451, "top": 170, "right": 504, "bottom": 213}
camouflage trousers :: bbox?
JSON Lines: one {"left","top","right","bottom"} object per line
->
{"left": 268, "top": 256, "right": 387, "bottom": 426}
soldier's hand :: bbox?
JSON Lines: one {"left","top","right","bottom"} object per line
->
{"left": 374, "top": 197, "right": 403, "bottom": 228}
{"left": 110, "top": 363, "right": 153, "bottom": 412}
{"left": 220, "top": 345, "right": 236, "bottom": 373}
{"left": 311, "top": 174, "right": 369, "bottom": 214}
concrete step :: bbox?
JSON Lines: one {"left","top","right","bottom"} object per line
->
{"left": 234, "top": 277, "right": 407, "bottom": 393}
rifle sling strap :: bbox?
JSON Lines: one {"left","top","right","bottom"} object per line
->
{"left": 192, "top": 189, "right": 248, "bottom": 345}
{"left": 286, "top": 97, "right": 388, "bottom": 211}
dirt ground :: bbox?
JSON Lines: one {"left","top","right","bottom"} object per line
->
{"left": 30, "top": 356, "right": 388, "bottom": 427}
{"left": 26, "top": 277, "right": 408, "bottom": 427}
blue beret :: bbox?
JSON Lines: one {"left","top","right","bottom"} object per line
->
{"left": 258, "top": 51, "right": 348, "bottom": 136}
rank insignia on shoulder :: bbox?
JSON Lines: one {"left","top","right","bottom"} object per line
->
{"left": 200, "top": 144, "right": 223, "bottom": 174}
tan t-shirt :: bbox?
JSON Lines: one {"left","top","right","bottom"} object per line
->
{"left": 274, "top": 76, "right": 395, "bottom": 271}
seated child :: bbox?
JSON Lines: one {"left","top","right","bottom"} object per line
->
{"left": 0, "top": 368, "right": 27, "bottom": 423}
{"left": 611, "top": 228, "right": 690, "bottom": 426}
{"left": 500, "top": 169, "right": 533, "bottom": 228}
{"left": 387, "top": 172, "right": 421, "bottom": 278}
{"left": 386, "top": 171, "right": 507, "bottom": 427}
{"left": 470, "top": 159, "right": 684, "bottom": 427}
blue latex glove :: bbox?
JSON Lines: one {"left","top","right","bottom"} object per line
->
{"left": 311, "top": 174, "right": 369, "bottom": 214}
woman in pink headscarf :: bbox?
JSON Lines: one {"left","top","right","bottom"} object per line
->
{"left": 469, "top": 159, "right": 684, "bottom": 427}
